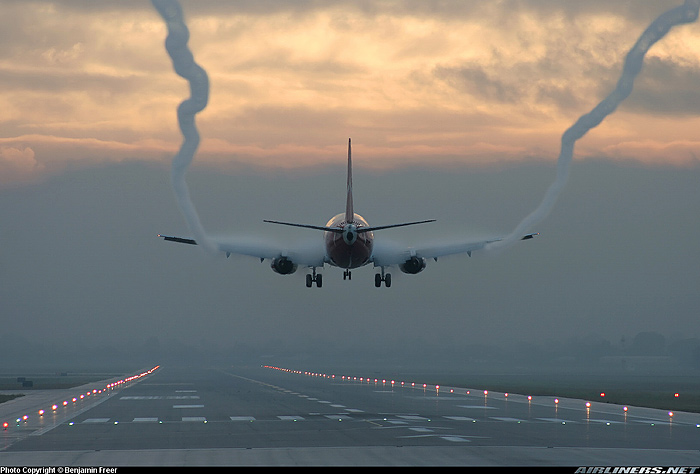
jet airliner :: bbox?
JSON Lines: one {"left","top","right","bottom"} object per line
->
{"left": 159, "top": 139, "right": 538, "bottom": 287}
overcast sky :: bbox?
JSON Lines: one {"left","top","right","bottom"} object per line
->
{"left": 1, "top": 1, "right": 699, "bottom": 371}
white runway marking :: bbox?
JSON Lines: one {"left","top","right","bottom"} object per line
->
{"left": 230, "top": 416, "right": 256, "bottom": 421}
{"left": 121, "top": 395, "right": 200, "bottom": 400}
{"left": 444, "top": 416, "right": 476, "bottom": 422}
{"left": 537, "top": 418, "right": 577, "bottom": 424}
{"left": 278, "top": 416, "right": 304, "bottom": 421}
{"left": 490, "top": 417, "right": 524, "bottom": 422}
{"left": 173, "top": 405, "right": 204, "bottom": 409}
{"left": 397, "top": 415, "right": 429, "bottom": 421}
{"left": 441, "top": 436, "right": 472, "bottom": 442}
{"left": 324, "top": 415, "right": 352, "bottom": 420}
{"left": 182, "top": 417, "right": 206, "bottom": 422}
{"left": 82, "top": 418, "right": 110, "bottom": 423}
{"left": 133, "top": 418, "right": 159, "bottom": 423}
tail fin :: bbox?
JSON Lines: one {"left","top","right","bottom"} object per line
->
{"left": 345, "top": 138, "right": 354, "bottom": 223}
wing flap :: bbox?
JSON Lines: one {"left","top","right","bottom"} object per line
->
{"left": 371, "top": 233, "right": 538, "bottom": 266}
{"left": 158, "top": 234, "right": 326, "bottom": 267}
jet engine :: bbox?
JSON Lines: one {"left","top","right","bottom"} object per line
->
{"left": 271, "top": 256, "right": 297, "bottom": 275}
{"left": 399, "top": 256, "right": 427, "bottom": 274}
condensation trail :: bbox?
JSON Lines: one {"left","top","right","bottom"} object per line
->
{"left": 152, "top": 0, "right": 216, "bottom": 254}
{"left": 487, "top": 0, "right": 700, "bottom": 252}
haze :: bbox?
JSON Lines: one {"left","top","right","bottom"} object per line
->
{"left": 1, "top": 1, "right": 699, "bottom": 373}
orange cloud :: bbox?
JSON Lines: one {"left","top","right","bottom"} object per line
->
{"left": 1, "top": 1, "right": 699, "bottom": 187}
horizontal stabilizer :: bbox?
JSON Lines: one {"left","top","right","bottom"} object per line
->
{"left": 263, "top": 219, "right": 436, "bottom": 233}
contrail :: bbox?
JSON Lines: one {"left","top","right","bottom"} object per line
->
{"left": 488, "top": 0, "right": 700, "bottom": 252}
{"left": 152, "top": 0, "right": 216, "bottom": 254}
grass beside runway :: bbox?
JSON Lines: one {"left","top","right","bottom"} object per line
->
{"left": 0, "top": 371, "right": 129, "bottom": 405}
{"left": 387, "top": 371, "right": 700, "bottom": 414}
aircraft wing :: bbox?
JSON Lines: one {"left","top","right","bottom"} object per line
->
{"left": 371, "top": 233, "right": 538, "bottom": 267}
{"left": 158, "top": 234, "right": 327, "bottom": 267}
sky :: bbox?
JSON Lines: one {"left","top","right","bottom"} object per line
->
{"left": 1, "top": 0, "right": 699, "bottom": 371}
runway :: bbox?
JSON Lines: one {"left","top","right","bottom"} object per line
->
{"left": 1, "top": 364, "right": 699, "bottom": 466}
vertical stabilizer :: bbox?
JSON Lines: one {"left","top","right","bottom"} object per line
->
{"left": 345, "top": 138, "right": 354, "bottom": 223}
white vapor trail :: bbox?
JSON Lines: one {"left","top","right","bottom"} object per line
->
{"left": 487, "top": 0, "right": 700, "bottom": 252}
{"left": 151, "top": 0, "right": 216, "bottom": 254}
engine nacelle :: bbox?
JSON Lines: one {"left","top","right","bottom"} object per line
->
{"left": 271, "top": 257, "right": 297, "bottom": 275}
{"left": 399, "top": 256, "right": 427, "bottom": 274}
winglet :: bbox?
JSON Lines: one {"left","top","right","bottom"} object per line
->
{"left": 345, "top": 138, "right": 354, "bottom": 224}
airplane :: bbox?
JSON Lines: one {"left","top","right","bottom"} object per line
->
{"left": 159, "top": 138, "right": 538, "bottom": 288}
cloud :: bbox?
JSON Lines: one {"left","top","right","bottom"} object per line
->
{"left": 0, "top": 146, "right": 42, "bottom": 184}
{"left": 1, "top": 1, "right": 699, "bottom": 187}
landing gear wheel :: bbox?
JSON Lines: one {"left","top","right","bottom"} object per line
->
{"left": 375, "top": 269, "right": 391, "bottom": 288}
{"left": 307, "top": 268, "right": 322, "bottom": 288}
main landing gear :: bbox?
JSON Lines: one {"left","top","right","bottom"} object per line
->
{"left": 375, "top": 267, "right": 391, "bottom": 288}
{"left": 343, "top": 269, "right": 352, "bottom": 280}
{"left": 306, "top": 268, "right": 322, "bottom": 288}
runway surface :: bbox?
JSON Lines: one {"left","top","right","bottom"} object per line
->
{"left": 1, "top": 364, "right": 700, "bottom": 466}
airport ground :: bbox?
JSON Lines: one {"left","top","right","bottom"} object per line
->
{"left": 1, "top": 363, "right": 699, "bottom": 466}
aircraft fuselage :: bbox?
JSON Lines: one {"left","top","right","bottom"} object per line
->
{"left": 324, "top": 212, "right": 374, "bottom": 269}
